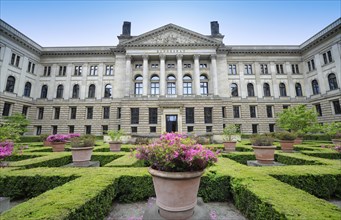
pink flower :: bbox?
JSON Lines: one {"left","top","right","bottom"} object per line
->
{"left": 0, "top": 141, "right": 14, "bottom": 160}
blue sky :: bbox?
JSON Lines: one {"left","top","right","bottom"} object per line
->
{"left": 1, "top": 0, "right": 340, "bottom": 46}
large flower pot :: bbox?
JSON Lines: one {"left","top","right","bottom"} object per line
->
{"left": 332, "top": 139, "right": 341, "bottom": 146}
{"left": 252, "top": 145, "right": 276, "bottom": 164}
{"left": 51, "top": 142, "right": 66, "bottom": 152}
{"left": 109, "top": 141, "right": 121, "bottom": 152}
{"left": 71, "top": 147, "right": 93, "bottom": 166}
{"left": 148, "top": 167, "right": 204, "bottom": 220}
{"left": 294, "top": 138, "right": 303, "bottom": 145}
{"left": 280, "top": 140, "right": 295, "bottom": 153}
{"left": 43, "top": 140, "right": 51, "bottom": 146}
{"left": 223, "top": 141, "right": 236, "bottom": 152}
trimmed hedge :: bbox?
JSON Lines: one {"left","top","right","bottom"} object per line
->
{"left": 301, "top": 151, "right": 341, "bottom": 159}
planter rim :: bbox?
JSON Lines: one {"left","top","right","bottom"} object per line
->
{"left": 252, "top": 145, "right": 277, "bottom": 149}
{"left": 223, "top": 141, "right": 237, "bottom": 143}
{"left": 280, "top": 140, "right": 295, "bottom": 143}
{"left": 109, "top": 141, "right": 122, "bottom": 144}
{"left": 148, "top": 167, "right": 204, "bottom": 179}
{"left": 71, "top": 146, "right": 94, "bottom": 151}
{"left": 51, "top": 142, "right": 66, "bottom": 145}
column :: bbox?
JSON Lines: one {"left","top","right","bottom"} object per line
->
{"left": 210, "top": 54, "right": 218, "bottom": 96}
{"left": 160, "top": 54, "right": 166, "bottom": 96}
{"left": 142, "top": 55, "right": 149, "bottom": 96}
{"left": 176, "top": 54, "right": 183, "bottom": 95}
{"left": 125, "top": 55, "right": 132, "bottom": 97}
{"left": 193, "top": 55, "right": 200, "bottom": 95}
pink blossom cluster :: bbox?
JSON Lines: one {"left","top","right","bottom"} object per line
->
{"left": 136, "top": 132, "right": 219, "bottom": 172}
{"left": 335, "top": 146, "right": 341, "bottom": 153}
{"left": 0, "top": 141, "right": 14, "bottom": 160}
{"left": 47, "top": 133, "right": 80, "bottom": 143}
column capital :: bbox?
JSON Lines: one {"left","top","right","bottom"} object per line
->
{"left": 142, "top": 54, "right": 149, "bottom": 60}
{"left": 210, "top": 54, "right": 217, "bottom": 60}
{"left": 176, "top": 54, "right": 183, "bottom": 60}
{"left": 159, "top": 54, "right": 166, "bottom": 60}
{"left": 193, "top": 54, "right": 200, "bottom": 60}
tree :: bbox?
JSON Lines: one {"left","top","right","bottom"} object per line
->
{"left": 3, "top": 113, "right": 30, "bottom": 135}
{"left": 276, "top": 105, "right": 317, "bottom": 133}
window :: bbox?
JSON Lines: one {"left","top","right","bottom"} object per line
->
{"left": 72, "top": 84, "right": 80, "bottom": 98}
{"left": 314, "top": 103, "right": 322, "bottom": 116}
{"left": 52, "top": 126, "right": 58, "bottom": 135}
{"left": 36, "top": 126, "right": 42, "bottom": 135}
{"left": 58, "top": 66, "right": 67, "bottom": 76}
{"left": 89, "top": 65, "right": 98, "bottom": 76}
{"left": 117, "top": 107, "right": 121, "bottom": 119}
{"left": 199, "top": 63, "right": 207, "bottom": 68}
{"left": 307, "top": 59, "right": 315, "bottom": 71}
{"left": 22, "top": 105, "right": 29, "bottom": 116}
{"left": 292, "top": 64, "right": 299, "bottom": 74}
{"left": 54, "top": 107, "right": 60, "bottom": 120}
{"left": 134, "top": 75, "right": 143, "bottom": 95}
{"left": 229, "top": 64, "right": 237, "bottom": 75}
{"left": 187, "top": 126, "right": 194, "bottom": 132}
{"left": 23, "top": 82, "right": 31, "bottom": 97}
{"left": 184, "top": 64, "right": 191, "bottom": 68}
{"left": 231, "top": 83, "right": 238, "bottom": 97}
{"left": 183, "top": 75, "right": 192, "bottom": 95}
{"left": 150, "top": 75, "right": 160, "bottom": 95}
{"left": 131, "top": 127, "right": 137, "bottom": 133}
{"left": 233, "top": 106, "right": 240, "bottom": 118}
{"left": 283, "top": 105, "right": 290, "bottom": 109}
{"left": 332, "top": 100, "right": 341, "bottom": 115}
{"left": 85, "top": 125, "right": 91, "bottom": 134}
{"left": 279, "top": 83, "right": 287, "bottom": 96}
{"left": 322, "top": 51, "right": 333, "bottom": 65}
{"left": 222, "top": 107, "right": 226, "bottom": 118}
{"left": 69, "top": 125, "right": 75, "bottom": 133}
{"left": 250, "top": 106, "right": 257, "bottom": 118}
{"left": 105, "top": 65, "right": 114, "bottom": 75}
{"left": 252, "top": 124, "right": 258, "bottom": 134}
{"left": 167, "top": 63, "right": 175, "bottom": 68}
{"left": 269, "top": 124, "right": 275, "bottom": 133}
{"left": 56, "top": 85, "right": 64, "bottom": 98}
{"left": 204, "top": 107, "right": 213, "bottom": 124}
{"left": 135, "top": 64, "right": 142, "bottom": 69}
{"left": 276, "top": 64, "right": 284, "bottom": 74}
{"left": 27, "top": 61, "right": 35, "bottom": 73}
{"left": 131, "top": 108, "right": 139, "bottom": 124}
{"left": 102, "top": 125, "right": 108, "bottom": 135}
{"left": 40, "top": 85, "right": 48, "bottom": 98}
{"left": 312, "top": 80, "right": 320, "bottom": 95}
{"left": 104, "top": 84, "right": 112, "bottom": 98}
{"left": 328, "top": 73, "right": 338, "bottom": 90}
{"left": 150, "top": 127, "right": 156, "bottom": 133}
{"left": 263, "top": 83, "right": 271, "bottom": 96}
{"left": 235, "top": 124, "right": 241, "bottom": 133}
{"left": 266, "top": 105, "right": 273, "bottom": 118}
{"left": 10, "top": 53, "right": 20, "bottom": 67}
{"left": 167, "top": 75, "right": 176, "bottom": 95}
{"left": 74, "top": 66, "right": 82, "bottom": 76}
{"left": 151, "top": 63, "right": 159, "bottom": 68}
{"left": 295, "top": 83, "right": 303, "bottom": 96}
{"left": 103, "top": 107, "right": 110, "bottom": 119}
{"left": 70, "top": 107, "right": 77, "bottom": 119}
{"left": 186, "top": 108, "right": 194, "bottom": 124}
{"left": 206, "top": 126, "right": 212, "bottom": 132}
{"left": 244, "top": 64, "right": 252, "bottom": 74}
{"left": 2, "top": 103, "right": 11, "bottom": 116}
{"left": 37, "top": 107, "right": 44, "bottom": 119}
{"left": 44, "top": 66, "right": 51, "bottom": 76}
{"left": 247, "top": 83, "right": 255, "bottom": 96}
{"left": 260, "top": 64, "right": 268, "bottom": 74}
{"left": 88, "top": 84, "right": 96, "bottom": 98}
{"left": 87, "top": 107, "right": 93, "bottom": 119}
{"left": 200, "top": 75, "right": 208, "bottom": 95}
{"left": 5, "top": 76, "right": 15, "bottom": 92}
{"left": 149, "top": 108, "right": 158, "bottom": 124}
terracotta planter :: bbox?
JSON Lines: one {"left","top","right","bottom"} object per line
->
{"left": 280, "top": 140, "right": 295, "bottom": 153}
{"left": 51, "top": 142, "right": 66, "bottom": 152}
{"left": 71, "top": 146, "right": 93, "bottom": 166}
{"left": 252, "top": 145, "right": 276, "bottom": 164}
{"left": 109, "top": 141, "right": 121, "bottom": 152}
{"left": 43, "top": 140, "right": 51, "bottom": 146}
{"left": 223, "top": 141, "right": 236, "bottom": 152}
{"left": 148, "top": 167, "right": 204, "bottom": 220}
{"left": 332, "top": 139, "right": 341, "bottom": 146}
{"left": 294, "top": 138, "right": 303, "bottom": 145}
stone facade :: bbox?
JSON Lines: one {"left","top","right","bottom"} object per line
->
{"left": 0, "top": 19, "right": 340, "bottom": 136}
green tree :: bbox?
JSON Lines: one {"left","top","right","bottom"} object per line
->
{"left": 276, "top": 105, "right": 317, "bottom": 133}
{"left": 3, "top": 113, "right": 30, "bottom": 135}
{"left": 0, "top": 125, "right": 20, "bottom": 142}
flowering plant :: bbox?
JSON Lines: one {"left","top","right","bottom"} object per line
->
{"left": 335, "top": 146, "right": 341, "bottom": 153}
{"left": 47, "top": 133, "right": 80, "bottom": 143}
{"left": 135, "top": 133, "right": 219, "bottom": 172}
{"left": 0, "top": 141, "right": 14, "bottom": 161}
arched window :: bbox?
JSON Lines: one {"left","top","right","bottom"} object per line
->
{"left": 88, "top": 84, "right": 96, "bottom": 98}
{"left": 104, "top": 84, "right": 112, "bottom": 98}
{"left": 150, "top": 75, "right": 160, "bottom": 95}
{"left": 328, "top": 73, "right": 338, "bottom": 90}
{"left": 279, "top": 83, "right": 287, "bottom": 96}
{"left": 295, "top": 83, "right": 303, "bottom": 97}
{"left": 56, "top": 85, "right": 64, "bottom": 98}
{"left": 200, "top": 74, "right": 208, "bottom": 95}
{"left": 247, "top": 83, "right": 255, "bottom": 96}
{"left": 312, "top": 79, "right": 320, "bottom": 95}
{"left": 167, "top": 75, "right": 176, "bottom": 95}
{"left": 263, "top": 83, "right": 271, "bottom": 97}
{"left": 183, "top": 75, "right": 192, "bottom": 95}
{"left": 23, "top": 82, "right": 31, "bottom": 97}
{"left": 72, "top": 84, "right": 80, "bottom": 98}
{"left": 40, "top": 85, "right": 48, "bottom": 98}
{"left": 5, "top": 76, "right": 15, "bottom": 92}
{"left": 231, "top": 83, "right": 238, "bottom": 97}
{"left": 134, "top": 75, "right": 143, "bottom": 95}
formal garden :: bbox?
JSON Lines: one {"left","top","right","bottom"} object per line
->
{"left": 0, "top": 105, "right": 341, "bottom": 220}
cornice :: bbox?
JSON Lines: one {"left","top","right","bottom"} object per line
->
{"left": 41, "top": 46, "right": 114, "bottom": 57}
{"left": 223, "top": 45, "right": 301, "bottom": 55}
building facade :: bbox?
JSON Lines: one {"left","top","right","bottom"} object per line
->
{"left": 0, "top": 19, "right": 340, "bottom": 136}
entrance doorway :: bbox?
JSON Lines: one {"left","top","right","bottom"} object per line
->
{"left": 166, "top": 115, "right": 178, "bottom": 132}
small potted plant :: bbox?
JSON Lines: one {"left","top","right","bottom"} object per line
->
{"left": 222, "top": 124, "right": 239, "bottom": 152}
{"left": 70, "top": 135, "right": 95, "bottom": 166}
{"left": 332, "top": 133, "right": 341, "bottom": 146}
{"left": 40, "top": 134, "right": 50, "bottom": 146}
{"left": 108, "top": 129, "right": 124, "bottom": 152}
{"left": 47, "top": 133, "right": 80, "bottom": 152}
{"left": 251, "top": 134, "right": 276, "bottom": 164}
{"left": 294, "top": 130, "right": 304, "bottom": 144}
{"left": 0, "top": 141, "right": 14, "bottom": 167}
{"left": 276, "top": 132, "right": 297, "bottom": 153}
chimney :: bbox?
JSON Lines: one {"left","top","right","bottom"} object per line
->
{"left": 122, "top": 21, "right": 131, "bottom": 36}
{"left": 210, "top": 21, "right": 220, "bottom": 36}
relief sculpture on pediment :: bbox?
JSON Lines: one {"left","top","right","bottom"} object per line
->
{"left": 139, "top": 31, "right": 203, "bottom": 45}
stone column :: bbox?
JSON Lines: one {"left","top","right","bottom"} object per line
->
{"left": 176, "top": 54, "right": 183, "bottom": 96}
{"left": 193, "top": 55, "right": 200, "bottom": 95}
{"left": 210, "top": 54, "right": 218, "bottom": 95}
{"left": 160, "top": 54, "right": 166, "bottom": 96}
{"left": 125, "top": 55, "right": 132, "bottom": 96}
{"left": 142, "top": 55, "right": 149, "bottom": 96}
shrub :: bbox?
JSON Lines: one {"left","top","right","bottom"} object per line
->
{"left": 251, "top": 135, "right": 274, "bottom": 146}
{"left": 276, "top": 132, "right": 297, "bottom": 141}
{"left": 108, "top": 130, "right": 124, "bottom": 142}
{"left": 223, "top": 124, "right": 239, "bottom": 141}
{"left": 39, "top": 134, "right": 49, "bottom": 142}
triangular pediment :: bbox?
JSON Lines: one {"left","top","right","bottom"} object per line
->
{"left": 120, "top": 24, "right": 222, "bottom": 47}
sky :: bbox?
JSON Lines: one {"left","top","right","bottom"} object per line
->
{"left": 0, "top": 0, "right": 340, "bottom": 47}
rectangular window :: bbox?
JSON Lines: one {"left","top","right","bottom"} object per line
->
{"left": 150, "top": 126, "right": 156, "bottom": 133}
{"left": 244, "top": 64, "right": 252, "bottom": 74}
{"left": 283, "top": 105, "right": 290, "bottom": 109}
{"left": 204, "top": 107, "right": 213, "bottom": 124}
{"left": 105, "top": 65, "right": 114, "bottom": 75}
{"left": 199, "top": 63, "right": 207, "bottom": 68}
{"left": 85, "top": 125, "right": 91, "bottom": 134}
{"left": 118, "top": 125, "right": 121, "bottom": 130}
{"left": 186, "top": 107, "right": 195, "bottom": 124}
{"left": 206, "top": 126, "right": 212, "bottom": 132}
{"left": 74, "top": 66, "right": 82, "bottom": 76}
{"left": 260, "top": 64, "right": 268, "bottom": 74}
{"left": 222, "top": 107, "right": 226, "bottom": 118}
{"left": 2, "top": 103, "right": 12, "bottom": 116}
{"left": 102, "top": 125, "right": 108, "bottom": 135}
{"left": 117, "top": 107, "right": 121, "bottom": 119}
{"left": 266, "top": 105, "right": 273, "bottom": 118}
{"left": 322, "top": 51, "right": 333, "bottom": 65}
{"left": 69, "top": 125, "right": 75, "bottom": 133}
{"left": 70, "top": 107, "right": 77, "bottom": 119}
{"left": 307, "top": 59, "right": 315, "bottom": 71}
{"left": 292, "top": 64, "right": 299, "bottom": 74}
{"left": 54, "top": 107, "right": 60, "bottom": 120}
{"left": 59, "top": 66, "right": 67, "bottom": 76}
{"left": 250, "top": 106, "right": 257, "bottom": 118}
{"left": 183, "top": 63, "right": 191, "bottom": 68}
{"left": 44, "top": 66, "right": 51, "bottom": 76}
{"left": 89, "top": 65, "right": 98, "bottom": 76}
{"left": 187, "top": 126, "right": 194, "bottom": 132}
{"left": 10, "top": 53, "right": 20, "bottom": 67}
{"left": 37, "top": 107, "right": 44, "bottom": 119}
{"left": 27, "top": 61, "right": 32, "bottom": 73}
{"left": 269, "top": 124, "right": 275, "bottom": 133}
{"left": 167, "top": 63, "right": 175, "bottom": 68}
{"left": 149, "top": 108, "right": 158, "bottom": 124}
{"left": 87, "top": 107, "right": 93, "bottom": 119}
{"left": 276, "top": 64, "right": 284, "bottom": 74}
{"left": 135, "top": 64, "right": 142, "bottom": 69}
{"left": 22, "top": 105, "right": 29, "bottom": 117}
{"left": 52, "top": 126, "right": 58, "bottom": 135}
{"left": 103, "top": 106, "right": 110, "bottom": 119}
{"left": 36, "top": 126, "right": 42, "bottom": 135}
{"left": 252, "top": 124, "right": 258, "bottom": 134}
{"left": 131, "top": 108, "right": 139, "bottom": 124}
{"left": 151, "top": 63, "right": 159, "bottom": 68}
{"left": 314, "top": 103, "right": 322, "bottom": 116}
{"left": 233, "top": 106, "right": 240, "bottom": 118}
{"left": 235, "top": 124, "right": 241, "bottom": 133}
{"left": 131, "top": 127, "right": 137, "bottom": 133}
{"left": 228, "top": 64, "right": 237, "bottom": 75}
{"left": 332, "top": 100, "right": 341, "bottom": 115}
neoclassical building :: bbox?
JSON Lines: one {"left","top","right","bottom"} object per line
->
{"left": 0, "top": 19, "right": 340, "bottom": 136}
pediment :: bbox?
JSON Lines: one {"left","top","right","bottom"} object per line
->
{"left": 121, "top": 24, "right": 222, "bottom": 47}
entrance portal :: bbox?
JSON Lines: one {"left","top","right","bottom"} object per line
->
{"left": 166, "top": 115, "right": 178, "bottom": 132}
